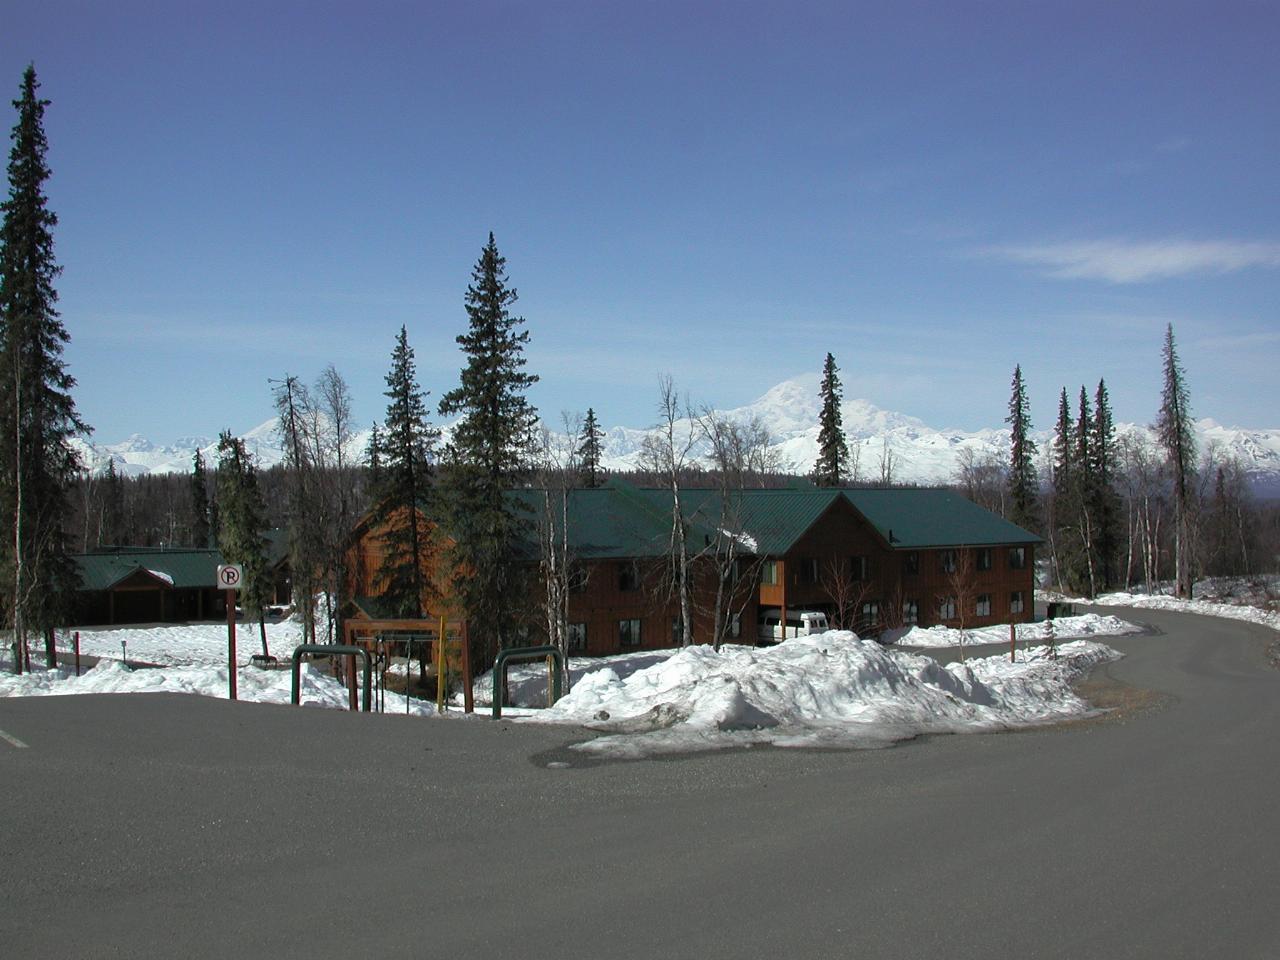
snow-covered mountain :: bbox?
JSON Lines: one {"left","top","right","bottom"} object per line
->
{"left": 71, "top": 373, "right": 1280, "bottom": 497}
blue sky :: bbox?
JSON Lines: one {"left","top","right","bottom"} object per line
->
{"left": 3, "top": 1, "right": 1277, "bottom": 443}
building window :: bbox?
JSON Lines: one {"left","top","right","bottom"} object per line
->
{"left": 903, "top": 599, "right": 919, "bottom": 625}
{"left": 798, "top": 557, "right": 820, "bottom": 584}
{"left": 569, "top": 566, "right": 589, "bottom": 593}
{"left": 1009, "top": 547, "right": 1026, "bottom": 570}
{"left": 760, "top": 560, "right": 779, "bottom": 586}
{"left": 851, "top": 555, "right": 870, "bottom": 580}
{"left": 976, "top": 548, "right": 992, "bottom": 571}
{"left": 567, "top": 622, "right": 587, "bottom": 654}
{"left": 940, "top": 550, "right": 957, "bottom": 574}
{"left": 671, "top": 617, "right": 686, "bottom": 645}
{"left": 618, "top": 562, "right": 640, "bottom": 592}
{"left": 859, "top": 601, "right": 879, "bottom": 634}
{"left": 1010, "top": 591, "right": 1024, "bottom": 614}
{"left": 938, "top": 596, "right": 956, "bottom": 620}
{"left": 618, "top": 618, "right": 642, "bottom": 648}
{"left": 903, "top": 552, "right": 919, "bottom": 576}
{"left": 729, "top": 613, "right": 741, "bottom": 639}
{"left": 976, "top": 594, "right": 992, "bottom": 617}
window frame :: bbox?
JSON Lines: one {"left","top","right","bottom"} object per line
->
{"left": 618, "top": 561, "right": 641, "bottom": 592}
{"left": 760, "top": 560, "right": 779, "bottom": 586}
{"left": 618, "top": 617, "right": 642, "bottom": 648}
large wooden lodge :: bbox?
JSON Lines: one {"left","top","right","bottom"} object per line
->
{"left": 345, "top": 483, "right": 1040, "bottom": 657}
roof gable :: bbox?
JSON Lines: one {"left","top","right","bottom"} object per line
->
{"left": 74, "top": 549, "right": 224, "bottom": 591}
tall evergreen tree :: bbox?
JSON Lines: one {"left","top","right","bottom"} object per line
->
{"left": 369, "top": 327, "right": 436, "bottom": 621}
{"left": 813, "top": 352, "right": 849, "bottom": 487}
{"left": 1157, "top": 323, "right": 1196, "bottom": 597}
{"left": 215, "top": 431, "right": 271, "bottom": 657}
{"left": 190, "top": 449, "right": 210, "bottom": 547}
{"left": 1090, "top": 379, "right": 1120, "bottom": 590}
{"left": 438, "top": 233, "right": 539, "bottom": 658}
{"left": 1005, "top": 364, "right": 1038, "bottom": 530}
{"left": 0, "top": 65, "right": 87, "bottom": 670}
{"left": 1074, "top": 385, "right": 1097, "bottom": 596}
{"left": 100, "top": 458, "right": 122, "bottom": 546}
{"left": 1048, "top": 388, "right": 1077, "bottom": 592}
{"left": 577, "top": 407, "right": 604, "bottom": 488}
{"left": 366, "top": 421, "right": 382, "bottom": 489}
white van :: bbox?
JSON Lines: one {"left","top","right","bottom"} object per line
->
{"left": 757, "top": 609, "right": 829, "bottom": 644}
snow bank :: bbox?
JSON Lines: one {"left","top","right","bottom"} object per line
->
{"left": 530, "top": 632, "right": 1120, "bottom": 759}
{"left": 0, "top": 658, "right": 444, "bottom": 716}
{"left": 1087, "top": 592, "right": 1280, "bottom": 633}
{"left": 887, "top": 613, "right": 1142, "bottom": 649}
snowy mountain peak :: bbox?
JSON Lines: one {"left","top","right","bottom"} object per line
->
{"left": 70, "top": 374, "right": 1280, "bottom": 497}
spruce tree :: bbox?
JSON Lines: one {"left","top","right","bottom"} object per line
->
{"left": 190, "top": 449, "right": 210, "bottom": 547}
{"left": 1075, "top": 386, "right": 1097, "bottom": 596}
{"left": 215, "top": 431, "right": 271, "bottom": 657}
{"left": 438, "top": 233, "right": 539, "bottom": 658}
{"left": 814, "top": 352, "right": 849, "bottom": 487}
{"left": 369, "top": 327, "right": 436, "bottom": 621}
{"left": 577, "top": 407, "right": 604, "bottom": 488}
{"left": 1157, "top": 323, "right": 1196, "bottom": 598}
{"left": 1005, "top": 364, "right": 1038, "bottom": 531}
{"left": 1049, "top": 388, "right": 1077, "bottom": 593}
{"left": 101, "top": 458, "right": 122, "bottom": 546}
{"left": 366, "top": 421, "right": 382, "bottom": 489}
{"left": 0, "top": 65, "right": 87, "bottom": 669}
{"left": 1090, "top": 379, "right": 1120, "bottom": 590}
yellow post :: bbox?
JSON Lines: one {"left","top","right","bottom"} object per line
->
{"left": 436, "top": 615, "right": 448, "bottom": 713}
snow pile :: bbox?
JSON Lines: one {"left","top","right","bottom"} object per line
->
{"left": 887, "top": 613, "right": 1142, "bottom": 649}
{"left": 0, "top": 657, "right": 444, "bottom": 715}
{"left": 471, "top": 650, "right": 677, "bottom": 709}
{"left": 531, "top": 632, "right": 1120, "bottom": 759}
{"left": 1088, "top": 592, "right": 1280, "bottom": 633}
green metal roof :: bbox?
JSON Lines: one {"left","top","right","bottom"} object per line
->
{"left": 74, "top": 549, "right": 224, "bottom": 591}
{"left": 841, "top": 488, "right": 1042, "bottom": 548}
{"left": 504, "top": 484, "right": 1037, "bottom": 559}
{"left": 506, "top": 486, "right": 676, "bottom": 559}
{"left": 374, "top": 482, "right": 1040, "bottom": 571}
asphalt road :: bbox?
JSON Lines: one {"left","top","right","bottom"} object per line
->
{"left": 2, "top": 606, "right": 1278, "bottom": 959}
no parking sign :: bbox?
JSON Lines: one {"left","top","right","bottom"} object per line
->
{"left": 217, "top": 564, "right": 243, "bottom": 591}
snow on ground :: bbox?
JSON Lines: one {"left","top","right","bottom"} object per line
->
{"left": 5, "top": 619, "right": 1128, "bottom": 758}
{"left": 48, "top": 620, "right": 311, "bottom": 668}
{"left": 0, "top": 656, "right": 445, "bottom": 716}
{"left": 886, "top": 613, "right": 1143, "bottom": 649}
{"left": 499, "top": 632, "right": 1122, "bottom": 759}
{"left": 1042, "top": 577, "right": 1280, "bottom": 635}
{"left": 1086, "top": 592, "right": 1280, "bottom": 633}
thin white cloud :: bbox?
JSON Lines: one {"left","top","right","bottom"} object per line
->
{"left": 1194, "top": 330, "right": 1280, "bottom": 350}
{"left": 982, "top": 238, "right": 1280, "bottom": 283}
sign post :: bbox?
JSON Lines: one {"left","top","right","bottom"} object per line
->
{"left": 217, "top": 564, "right": 244, "bottom": 700}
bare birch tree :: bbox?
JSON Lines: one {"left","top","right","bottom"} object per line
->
{"left": 640, "top": 376, "right": 698, "bottom": 647}
{"left": 699, "top": 410, "right": 776, "bottom": 649}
